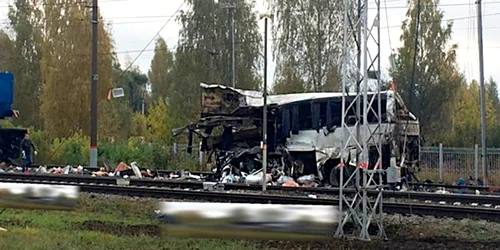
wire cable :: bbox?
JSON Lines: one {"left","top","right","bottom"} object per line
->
{"left": 116, "top": 1, "right": 185, "bottom": 79}
{"left": 383, "top": 0, "right": 393, "bottom": 52}
{"left": 383, "top": 11, "right": 500, "bottom": 29}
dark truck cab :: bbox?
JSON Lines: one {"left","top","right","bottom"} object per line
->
{"left": 0, "top": 72, "right": 25, "bottom": 164}
{"left": 0, "top": 128, "right": 28, "bottom": 164}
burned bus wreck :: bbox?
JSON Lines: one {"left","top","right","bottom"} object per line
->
{"left": 174, "top": 83, "right": 421, "bottom": 187}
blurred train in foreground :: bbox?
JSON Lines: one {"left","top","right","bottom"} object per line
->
{"left": 158, "top": 202, "right": 338, "bottom": 240}
{"left": 0, "top": 72, "right": 27, "bottom": 164}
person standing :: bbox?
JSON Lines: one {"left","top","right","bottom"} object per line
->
{"left": 20, "top": 132, "right": 37, "bottom": 174}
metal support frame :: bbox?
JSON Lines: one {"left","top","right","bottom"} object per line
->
{"left": 335, "top": 0, "right": 386, "bottom": 241}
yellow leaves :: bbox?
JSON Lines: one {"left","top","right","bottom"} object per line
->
{"left": 146, "top": 98, "right": 171, "bottom": 143}
{"left": 40, "top": 0, "right": 114, "bottom": 139}
{"left": 449, "top": 81, "right": 498, "bottom": 146}
{"left": 132, "top": 113, "right": 149, "bottom": 138}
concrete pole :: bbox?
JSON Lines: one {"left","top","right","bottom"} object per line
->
{"left": 90, "top": 0, "right": 99, "bottom": 168}
{"left": 476, "top": 0, "right": 488, "bottom": 185}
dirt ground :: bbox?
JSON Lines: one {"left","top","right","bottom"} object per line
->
{"left": 257, "top": 239, "right": 500, "bottom": 250}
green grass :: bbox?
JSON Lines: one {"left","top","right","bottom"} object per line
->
{"left": 166, "top": 226, "right": 330, "bottom": 241}
{"left": 0, "top": 194, "right": 500, "bottom": 250}
{"left": 0, "top": 194, "right": 259, "bottom": 250}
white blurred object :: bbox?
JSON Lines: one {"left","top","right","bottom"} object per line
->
{"left": 37, "top": 166, "right": 48, "bottom": 174}
{"left": 63, "top": 165, "right": 71, "bottom": 175}
{"left": 185, "top": 172, "right": 201, "bottom": 180}
{"left": 277, "top": 175, "right": 292, "bottom": 184}
{"left": 476, "top": 189, "right": 480, "bottom": 195}
{"left": 435, "top": 187, "right": 450, "bottom": 194}
{"left": 222, "top": 174, "right": 236, "bottom": 184}
{"left": 158, "top": 202, "right": 338, "bottom": 240}
{"left": 245, "top": 172, "right": 272, "bottom": 185}
{"left": 400, "top": 183, "right": 408, "bottom": 192}
{"left": 297, "top": 174, "right": 316, "bottom": 184}
{"left": 130, "top": 162, "right": 142, "bottom": 179}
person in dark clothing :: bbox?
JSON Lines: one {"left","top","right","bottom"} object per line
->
{"left": 20, "top": 133, "right": 37, "bottom": 174}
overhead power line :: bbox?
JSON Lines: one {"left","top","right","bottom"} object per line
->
{"left": 383, "top": 12, "right": 500, "bottom": 29}
{"left": 116, "top": 1, "right": 186, "bottom": 79}
{"left": 0, "top": 0, "right": 127, "bottom": 8}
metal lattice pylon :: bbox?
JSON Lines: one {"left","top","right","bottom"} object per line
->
{"left": 335, "top": 0, "right": 386, "bottom": 241}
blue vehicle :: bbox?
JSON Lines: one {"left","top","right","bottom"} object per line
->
{"left": 0, "top": 72, "right": 27, "bottom": 164}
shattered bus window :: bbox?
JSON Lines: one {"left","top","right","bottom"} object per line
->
{"left": 173, "top": 83, "right": 421, "bottom": 189}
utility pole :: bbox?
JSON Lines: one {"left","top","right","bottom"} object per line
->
{"left": 90, "top": 0, "right": 98, "bottom": 168}
{"left": 260, "top": 14, "right": 270, "bottom": 192}
{"left": 141, "top": 98, "right": 145, "bottom": 115}
{"left": 222, "top": 0, "right": 236, "bottom": 88}
{"left": 209, "top": 36, "right": 215, "bottom": 83}
{"left": 409, "top": 0, "right": 421, "bottom": 113}
{"left": 476, "top": 0, "right": 487, "bottom": 185}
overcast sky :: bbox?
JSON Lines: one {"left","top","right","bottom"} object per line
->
{"left": 0, "top": 0, "right": 499, "bottom": 88}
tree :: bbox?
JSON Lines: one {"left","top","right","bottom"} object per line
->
{"left": 486, "top": 77, "right": 500, "bottom": 120}
{"left": 169, "top": 0, "right": 262, "bottom": 127}
{"left": 117, "top": 54, "right": 149, "bottom": 114}
{"left": 40, "top": 0, "right": 114, "bottom": 139}
{"left": 0, "top": 30, "right": 14, "bottom": 72}
{"left": 148, "top": 37, "right": 174, "bottom": 102}
{"left": 272, "top": 61, "right": 306, "bottom": 94}
{"left": 8, "top": 0, "right": 43, "bottom": 128}
{"left": 449, "top": 81, "right": 497, "bottom": 147}
{"left": 97, "top": 99, "right": 135, "bottom": 143}
{"left": 486, "top": 78, "right": 500, "bottom": 147}
{"left": 389, "top": 0, "right": 463, "bottom": 143}
{"left": 132, "top": 113, "right": 149, "bottom": 137}
{"left": 146, "top": 98, "right": 171, "bottom": 143}
{"left": 168, "top": 48, "right": 204, "bottom": 128}
{"left": 270, "top": 0, "right": 344, "bottom": 92}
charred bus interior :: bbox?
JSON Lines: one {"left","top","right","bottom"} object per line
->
{"left": 174, "top": 83, "right": 421, "bottom": 188}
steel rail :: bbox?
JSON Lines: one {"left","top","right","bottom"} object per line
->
{"left": 2, "top": 178, "right": 498, "bottom": 222}
{"left": 409, "top": 182, "right": 492, "bottom": 192}
{"left": 28, "top": 164, "right": 495, "bottom": 191}
{"left": 1, "top": 172, "right": 500, "bottom": 207}
{"left": 26, "top": 164, "right": 213, "bottom": 176}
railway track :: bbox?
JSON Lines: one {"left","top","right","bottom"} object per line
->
{"left": 29, "top": 164, "right": 494, "bottom": 192}
{"left": 27, "top": 164, "right": 213, "bottom": 177}
{"left": 2, "top": 177, "right": 499, "bottom": 222}
{"left": 1, "top": 172, "right": 500, "bottom": 209}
